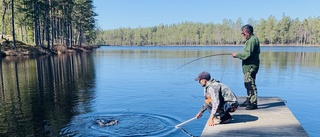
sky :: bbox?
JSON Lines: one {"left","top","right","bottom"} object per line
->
{"left": 93, "top": 0, "right": 320, "bottom": 30}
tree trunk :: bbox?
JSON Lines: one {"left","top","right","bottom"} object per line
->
{"left": 41, "top": 21, "right": 44, "bottom": 46}
{"left": 64, "top": 21, "right": 68, "bottom": 46}
{"left": 69, "top": 22, "right": 72, "bottom": 47}
{"left": 1, "top": 0, "right": 8, "bottom": 39}
{"left": 11, "top": 0, "right": 16, "bottom": 49}
{"left": 33, "top": 0, "right": 40, "bottom": 46}
{"left": 79, "top": 25, "right": 83, "bottom": 47}
{"left": 24, "top": 23, "right": 28, "bottom": 43}
{"left": 45, "top": 10, "right": 50, "bottom": 49}
{"left": 19, "top": 26, "right": 23, "bottom": 41}
{"left": 51, "top": 7, "right": 55, "bottom": 47}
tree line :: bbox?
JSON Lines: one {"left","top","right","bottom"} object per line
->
{"left": 0, "top": 0, "right": 97, "bottom": 49}
{"left": 96, "top": 15, "right": 320, "bottom": 46}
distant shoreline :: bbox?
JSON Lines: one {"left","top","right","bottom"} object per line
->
{"left": 99, "top": 44, "right": 320, "bottom": 47}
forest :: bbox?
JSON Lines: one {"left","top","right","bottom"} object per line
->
{"left": 0, "top": 0, "right": 96, "bottom": 50}
{"left": 96, "top": 15, "right": 320, "bottom": 46}
{"left": 1, "top": 0, "right": 320, "bottom": 48}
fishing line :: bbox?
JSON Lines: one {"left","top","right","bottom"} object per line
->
{"left": 175, "top": 53, "right": 231, "bottom": 70}
{"left": 178, "top": 127, "right": 199, "bottom": 137}
{"left": 220, "top": 65, "right": 226, "bottom": 82}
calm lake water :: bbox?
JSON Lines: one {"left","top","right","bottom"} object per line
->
{"left": 0, "top": 46, "right": 319, "bottom": 137}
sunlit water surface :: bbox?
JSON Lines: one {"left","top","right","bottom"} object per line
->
{"left": 0, "top": 46, "right": 319, "bottom": 137}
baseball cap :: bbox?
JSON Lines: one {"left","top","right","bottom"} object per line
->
{"left": 195, "top": 71, "right": 211, "bottom": 81}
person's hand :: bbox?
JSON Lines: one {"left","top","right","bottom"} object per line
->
{"left": 232, "top": 52, "right": 237, "bottom": 58}
{"left": 208, "top": 118, "right": 215, "bottom": 126}
{"left": 196, "top": 112, "right": 202, "bottom": 119}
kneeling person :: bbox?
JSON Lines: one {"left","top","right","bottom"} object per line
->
{"left": 195, "top": 71, "right": 238, "bottom": 126}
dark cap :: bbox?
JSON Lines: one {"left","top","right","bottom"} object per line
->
{"left": 195, "top": 71, "right": 211, "bottom": 81}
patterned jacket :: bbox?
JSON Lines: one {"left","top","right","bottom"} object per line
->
{"left": 199, "top": 80, "right": 238, "bottom": 116}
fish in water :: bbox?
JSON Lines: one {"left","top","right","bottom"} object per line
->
{"left": 95, "top": 119, "right": 118, "bottom": 127}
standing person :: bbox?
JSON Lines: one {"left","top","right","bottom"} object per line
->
{"left": 195, "top": 71, "right": 238, "bottom": 126}
{"left": 232, "top": 24, "right": 260, "bottom": 110}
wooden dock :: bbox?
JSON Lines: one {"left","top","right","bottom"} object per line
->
{"left": 201, "top": 97, "right": 308, "bottom": 137}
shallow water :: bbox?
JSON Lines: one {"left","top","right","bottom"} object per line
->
{"left": 0, "top": 46, "right": 319, "bottom": 137}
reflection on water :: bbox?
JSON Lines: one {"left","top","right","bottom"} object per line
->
{"left": 0, "top": 54, "right": 95, "bottom": 136}
{"left": 0, "top": 46, "right": 320, "bottom": 137}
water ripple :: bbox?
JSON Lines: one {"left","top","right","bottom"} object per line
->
{"left": 60, "top": 112, "right": 179, "bottom": 137}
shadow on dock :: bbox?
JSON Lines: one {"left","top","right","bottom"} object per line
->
{"left": 229, "top": 114, "right": 258, "bottom": 124}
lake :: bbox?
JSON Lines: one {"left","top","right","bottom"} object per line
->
{"left": 0, "top": 46, "right": 319, "bottom": 137}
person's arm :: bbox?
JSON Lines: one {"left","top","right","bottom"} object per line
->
{"left": 207, "top": 87, "right": 219, "bottom": 126}
{"left": 196, "top": 103, "right": 208, "bottom": 119}
{"left": 235, "top": 40, "right": 255, "bottom": 60}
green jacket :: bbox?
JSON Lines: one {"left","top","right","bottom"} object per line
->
{"left": 235, "top": 34, "right": 260, "bottom": 74}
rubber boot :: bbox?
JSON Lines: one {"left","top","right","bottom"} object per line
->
{"left": 239, "top": 98, "right": 249, "bottom": 107}
{"left": 245, "top": 103, "right": 257, "bottom": 110}
{"left": 220, "top": 112, "right": 232, "bottom": 124}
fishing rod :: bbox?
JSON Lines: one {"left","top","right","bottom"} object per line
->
{"left": 175, "top": 53, "right": 231, "bottom": 70}
{"left": 175, "top": 117, "right": 197, "bottom": 128}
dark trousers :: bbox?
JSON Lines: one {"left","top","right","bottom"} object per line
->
{"left": 217, "top": 103, "right": 233, "bottom": 122}
{"left": 207, "top": 102, "right": 233, "bottom": 121}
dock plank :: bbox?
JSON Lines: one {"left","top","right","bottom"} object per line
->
{"left": 201, "top": 97, "right": 308, "bottom": 137}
